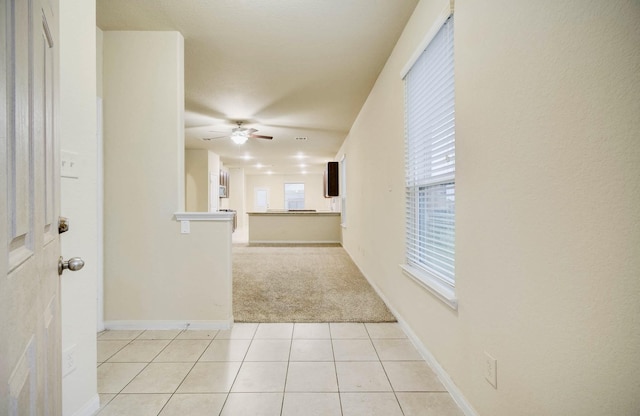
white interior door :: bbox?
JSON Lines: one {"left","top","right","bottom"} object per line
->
{"left": 1, "top": 0, "right": 63, "bottom": 414}
{"left": 254, "top": 187, "right": 269, "bottom": 212}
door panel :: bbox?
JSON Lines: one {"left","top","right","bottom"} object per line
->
{"left": 1, "top": 0, "right": 61, "bottom": 414}
{"left": 254, "top": 188, "right": 269, "bottom": 212}
{"left": 41, "top": 9, "right": 56, "bottom": 243}
{"left": 8, "top": 0, "right": 34, "bottom": 267}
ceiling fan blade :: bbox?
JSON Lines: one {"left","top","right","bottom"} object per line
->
{"left": 249, "top": 134, "right": 273, "bottom": 140}
{"left": 202, "top": 135, "right": 228, "bottom": 141}
{"left": 246, "top": 128, "right": 258, "bottom": 134}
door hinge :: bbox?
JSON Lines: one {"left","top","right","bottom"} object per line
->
{"left": 58, "top": 217, "right": 69, "bottom": 234}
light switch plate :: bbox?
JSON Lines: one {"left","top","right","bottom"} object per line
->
{"left": 61, "top": 150, "right": 79, "bottom": 179}
{"left": 180, "top": 220, "right": 190, "bottom": 234}
{"left": 62, "top": 344, "right": 77, "bottom": 377}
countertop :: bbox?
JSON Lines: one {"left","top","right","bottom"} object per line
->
{"left": 247, "top": 210, "right": 340, "bottom": 216}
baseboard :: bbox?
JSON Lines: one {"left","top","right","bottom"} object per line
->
{"left": 396, "top": 318, "right": 480, "bottom": 416}
{"left": 69, "top": 393, "right": 99, "bottom": 416}
{"left": 103, "top": 319, "right": 233, "bottom": 330}
{"left": 347, "top": 251, "right": 479, "bottom": 416}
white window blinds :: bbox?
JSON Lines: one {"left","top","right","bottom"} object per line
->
{"left": 404, "top": 16, "right": 455, "bottom": 287}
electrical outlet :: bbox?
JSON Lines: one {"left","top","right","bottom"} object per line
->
{"left": 63, "top": 344, "right": 77, "bottom": 377}
{"left": 484, "top": 351, "right": 497, "bottom": 388}
{"left": 180, "top": 220, "right": 190, "bottom": 234}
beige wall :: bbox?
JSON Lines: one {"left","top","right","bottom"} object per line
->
{"left": 209, "top": 152, "right": 221, "bottom": 212}
{"left": 228, "top": 167, "right": 246, "bottom": 228}
{"left": 185, "top": 149, "right": 222, "bottom": 212}
{"left": 248, "top": 213, "right": 341, "bottom": 244}
{"left": 59, "top": 0, "right": 98, "bottom": 413}
{"left": 338, "top": 1, "right": 640, "bottom": 415}
{"left": 103, "top": 31, "right": 232, "bottom": 325}
{"left": 185, "top": 149, "right": 210, "bottom": 212}
{"left": 245, "top": 173, "right": 332, "bottom": 212}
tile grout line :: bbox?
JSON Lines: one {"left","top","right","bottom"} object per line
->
{"left": 129, "top": 329, "right": 180, "bottom": 415}
{"left": 98, "top": 329, "right": 177, "bottom": 414}
{"left": 279, "top": 323, "right": 295, "bottom": 416}
{"left": 98, "top": 338, "right": 133, "bottom": 364}
{"left": 365, "top": 323, "right": 407, "bottom": 416}
{"left": 99, "top": 328, "right": 229, "bottom": 415}
{"left": 329, "top": 323, "right": 345, "bottom": 416}
{"left": 97, "top": 323, "right": 453, "bottom": 415}
{"left": 218, "top": 323, "right": 260, "bottom": 415}
{"left": 104, "top": 330, "right": 156, "bottom": 407}
{"left": 154, "top": 328, "right": 217, "bottom": 416}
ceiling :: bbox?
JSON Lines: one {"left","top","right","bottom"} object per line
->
{"left": 97, "top": 0, "right": 419, "bottom": 175}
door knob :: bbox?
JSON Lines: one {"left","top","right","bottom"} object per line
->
{"left": 58, "top": 256, "right": 85, "bottom": 275}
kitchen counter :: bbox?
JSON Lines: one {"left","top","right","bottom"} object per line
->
{"left": 247, "top": 211, "right": 341, "bottom": 244}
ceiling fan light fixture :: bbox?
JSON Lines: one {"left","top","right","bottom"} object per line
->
{"left": 230, "top": 131, "right": 248, "bottom": 145}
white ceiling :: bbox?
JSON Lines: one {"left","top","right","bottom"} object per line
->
{"left": 97, "top": 0, "right": 418, "bottom": 175}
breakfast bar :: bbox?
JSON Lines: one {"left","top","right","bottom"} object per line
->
{"left": 247, "top": 211, "right": 341, "bottom": 244}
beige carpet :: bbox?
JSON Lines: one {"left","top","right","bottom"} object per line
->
{"left": 233, "top": 244, "right": 396, "bottom": 323}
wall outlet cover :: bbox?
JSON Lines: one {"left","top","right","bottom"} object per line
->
{"left": 484, "top": 351, "right": 497, "bottom": 388}
{"left": 63, "top": 344, "right": 77, "bottom": 377}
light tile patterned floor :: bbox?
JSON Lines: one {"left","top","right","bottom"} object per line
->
{"left": 96, "top": 323, "right": 464, "bottom": 416}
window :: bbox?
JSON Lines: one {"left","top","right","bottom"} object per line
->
{"left": 284, "top": 183, "right": 305, "bottom": 210}
{"left": 403, "top": 16, "right": 456, "bottom": 307}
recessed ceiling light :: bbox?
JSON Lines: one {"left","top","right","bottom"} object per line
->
{"left": 256, "top": 163, "right": 263, "bottom": 168}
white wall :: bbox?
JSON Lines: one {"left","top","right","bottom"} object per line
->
{"left": 102, "top": 31, "right": 232, "bottom": 325}
{"left": 245, "top": 173, "right": 331, "bottom": 212}
{"left": 59, "top": 0, "right": 98, "bottom": 414}
{"left": 338, "top": 1, "right": 640, "bottom": 415}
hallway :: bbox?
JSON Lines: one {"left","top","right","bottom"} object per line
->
{"left": 96, "top": 323, "right": 463, "bottom": 415}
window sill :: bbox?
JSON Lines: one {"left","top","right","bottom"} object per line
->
{"left": 400, "top": 264, "right": 458, "bottom": 310}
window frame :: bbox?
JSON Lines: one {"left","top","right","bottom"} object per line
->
{"left": 401, "top": 13, "right": 457, "bottom": 310}
{"left": 284, "top": 182, "right": 305, "bottom": 210}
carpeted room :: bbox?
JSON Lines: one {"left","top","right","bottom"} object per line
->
{"left": 233, "top": 244, "right": 396, "bottom": 323}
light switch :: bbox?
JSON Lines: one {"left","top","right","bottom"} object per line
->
{"left": 61, "top": 150, "right": 79, "bottom": 179}
{"left": 180, "top": 220, "right": 190, "bottom": 234}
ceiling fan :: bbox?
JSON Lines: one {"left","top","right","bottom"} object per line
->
{"left": 203, "top": 121, "right": 273, "bottom": 145}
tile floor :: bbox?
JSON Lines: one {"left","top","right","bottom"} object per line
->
{"left": 96, "top": 323, "right": 464, "bottom": 416}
